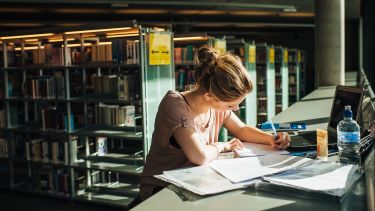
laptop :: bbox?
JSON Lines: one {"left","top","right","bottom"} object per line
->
{"left": 289, "top": 85, "right": 364, "bottom": 151}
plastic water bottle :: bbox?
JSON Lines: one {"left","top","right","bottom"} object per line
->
{"left": 337, "top": 105, "right": 361, "bottom": 165}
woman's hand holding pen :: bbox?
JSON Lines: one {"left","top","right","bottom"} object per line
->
{"left": 270, "top": 132, "right": 291, "bottom": 150}
{"left": 223, "top": 138, "right": 244, "bottom": 152}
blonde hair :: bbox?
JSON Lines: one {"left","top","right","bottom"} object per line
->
{"left": 193, "top": 46, "right": 253, "bottom": 101}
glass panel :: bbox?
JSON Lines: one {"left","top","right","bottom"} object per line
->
{"left": 142, "top": 29, "right": 175, "bottom": 155}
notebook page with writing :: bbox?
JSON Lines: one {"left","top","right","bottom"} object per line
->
{"left": 234, "top": 142, "right": 289, "bottom": 157}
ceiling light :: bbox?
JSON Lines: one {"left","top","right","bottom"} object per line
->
{"left": 49, "top": 38, "right": 75, "bottom": 42}
{"left": 173, "top": 36, "right": 208, "bottom": 42}
{"left": 114, "top": 9, "right": 168, "bottom": 14}
{"left": 282, "top": 8, "right": 297, "bottom": 12}
{"left": 230, "top": 11, "right": 276, "bottom": 16}
{"left": 106, "top": 33, "right": 139, "bottom": 38}
{"left": 24, "top": 39, "right": 39, "bottom": 42}
{"left": 64, "top": 27, "right": 132, "bottom": 35}
{"left": 0, "top": 33, "right": 54, "bottom": 40}
{"left": 106, "top": 29, "right": 139, "bottom": 36}
{"left": 15, "top": 46, "right": 45, "bottom": 51}
{"left": 279, "top": 12, "right": 314, "bottom": 17}
{"left": 53, "top": 8, "right": 109, "bottom": 14}
{"left": 61, "top": 43, "right": 93, "bottom": 47}
{"left": 111, "top": 1, "right": 297, "bottom": 12}
{"left": 99, "top": 42, "right": 112, "bottom": 45}
{"left": 111, "top": 3, "right": 129, "bottom": 7}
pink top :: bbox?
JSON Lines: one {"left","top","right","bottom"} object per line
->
{"left": 139, "top": 90, "right": 231, "bottom": 200}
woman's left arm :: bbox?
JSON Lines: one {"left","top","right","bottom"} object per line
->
{"left": 224, "top": 112, "right": 290, "bottom": 149}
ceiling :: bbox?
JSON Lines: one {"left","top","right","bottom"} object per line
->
{"left": 0, "top": 0, "right": 360, "bottom": 35}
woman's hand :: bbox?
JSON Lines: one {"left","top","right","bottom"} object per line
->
{"left": 223, "top": 138, "right": 244, "bottom": 152}
{"left": 271, "top": 132, "right": 291, "bottom": 150}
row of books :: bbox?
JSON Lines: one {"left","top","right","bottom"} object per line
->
{"left": 9, "top": 104, "right": 25, "bottom": 126}
{"left": 34, "top": 167, "right": 70, "bottom": 194}
{"left": 256, "top": 48, "right": 268, "bottom": 63}
{"left": 7, "top": 74, "right": 23, "bottom": 97}
{"left": 0, "top": 109, "right": 5, "bottom": 128}
{"left": 41, "top": 108, "right": 75, "bottom": 131}
{"left": 174, "top": 46, "right": 195, "bottom": 64}
{"left": 4, "top": 40, "right": 140, "bottom": 66}
{"left": 25, "top": 138, "right": 69, "bottom": 164}
{"left": 93, "top": 40, "right": 140, "bottom": 64}
{"left": 175, "top": 68, "right": 196, "bottom": 91}
{"left": 91, "top": 74, "right": 139, "bottom": 101}
{"left": 0, "top": 138, "right": 8, "bottom": 158}
{"left": 24, "top": 76, "right": 65, "bottom": 99}
{"left": 95, "top": 104, "right": 135, "bottom": 127}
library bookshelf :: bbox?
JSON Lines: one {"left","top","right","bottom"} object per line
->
{"left": 256, "top": 43, "right": 276, "bottom": 125}
{"left": 288, "top": 49, "right": 301, "bottom": 105}
{"left": 274, "top": 46, "right": 289, "bottom": 114}
{"left": 0, "top": 21, "right": 175, "bottom": 208}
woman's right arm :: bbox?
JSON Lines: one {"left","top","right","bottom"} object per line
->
{"left": 172, "top": 126, "right": 243, "bottom": 165}
{"left": 172, "top": 126, "right": 220, "bottom": 165}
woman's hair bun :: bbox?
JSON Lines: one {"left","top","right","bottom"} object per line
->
{"left": 195, "top": 46, "right": 218, "bottom": 67}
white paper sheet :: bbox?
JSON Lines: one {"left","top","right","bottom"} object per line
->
{"left": 208, "top": 154, "right": 313, "bottom": 183}
{"left": 234, "top": 142, "right": 289, "bottom": 157}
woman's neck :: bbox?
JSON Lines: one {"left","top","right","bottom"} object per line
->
{"left": 186, "top": 90, "right": 210, "bottom": 114}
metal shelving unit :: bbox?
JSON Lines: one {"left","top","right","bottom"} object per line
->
{"left": 0, "top": 21, "right": 175, "bottom": 208}
{"left": 288, "top": 49, "right": 301, "bottom": 105}
{"left": 256, "top": 43, "right": 275, "bottom": 125}
{"left": 274, "top": 46, "right": 289, "bottom": 114}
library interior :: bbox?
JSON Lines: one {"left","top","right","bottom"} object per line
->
{"left": 0, "top": 0, "right": 374, "bottom": 211}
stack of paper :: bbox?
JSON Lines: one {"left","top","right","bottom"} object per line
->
{"left": 262, "top": 160, "right": 361, "bottom": 197}
{"left": 208, "top": 154, "right": 312, "bottom": 183}
{"left": 155, "top": 165, "right": 256, "bottom": 195}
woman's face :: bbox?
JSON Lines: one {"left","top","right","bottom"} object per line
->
{"left": 207, "top": 95, "right": 246, "bottom": 112}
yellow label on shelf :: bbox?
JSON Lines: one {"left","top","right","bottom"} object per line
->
{"left": 249, "top": 45, "right": 256, "bottom": 64}
{"left": 283, "top": 49, "right": 288, "bottom": 63}
{"left": 149, "top": 32, "right": 171, "bottom": 65}
{"left": 214, "top": 39, "right": 226, "bottom": 54}
{"left": 269, "top": 48, "right": 275, "bottom": 64}
{"left": 298, "top": 51, "right": 301, "bottom": 63}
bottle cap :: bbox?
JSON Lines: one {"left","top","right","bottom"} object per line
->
{"left": 343, "top": 105, "right": 352, "bottom": 118}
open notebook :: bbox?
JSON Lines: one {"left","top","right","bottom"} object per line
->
{"left": 234, "top": 142, "right": 289, "bottom": 157}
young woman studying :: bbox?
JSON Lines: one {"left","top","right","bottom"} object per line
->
{"left": 137, "top": 46, "right": 291, "bottom": 203}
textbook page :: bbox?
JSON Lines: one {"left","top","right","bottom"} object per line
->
{"left": 208, "top": 155, "right": 313, "bottom": 183}
{"left": 234, "top": 142, "right": 289, "bottom": 157}
{"left": 262, "top": 161, "right": 361, "bottom": 197}
{"left": 155, "top": 165, "right": 257, "bottom": 195}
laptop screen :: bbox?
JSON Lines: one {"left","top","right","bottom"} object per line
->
{"left": 327, "top": 85, "right": 364, "bottom": 135}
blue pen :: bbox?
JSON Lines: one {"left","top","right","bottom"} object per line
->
{"left": 269, "top": 119, "right": 278, "bottom": 139}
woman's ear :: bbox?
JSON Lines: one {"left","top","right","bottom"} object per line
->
{"left": 204, "top": 92, "right": 215, "bottom": 102}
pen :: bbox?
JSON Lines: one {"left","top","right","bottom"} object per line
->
{"left": 269, "top": 119, "right": 278, "bottom": 139}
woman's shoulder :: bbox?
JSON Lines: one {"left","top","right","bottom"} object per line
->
{"left": 160, "top": 90, "right": 187, "bottom": 107}
{"left": 162, "top": 90, "right": 184, "bottom": 102}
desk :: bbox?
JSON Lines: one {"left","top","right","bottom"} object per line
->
{"left": 272, "top": 86, "right": 336, "bottom": 130}
{"left": 132, "top": 87, "right": 371, "bottom": 211}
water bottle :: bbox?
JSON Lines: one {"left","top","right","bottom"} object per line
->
{"left": 337, "top": 105, "right": 361, "bottom": 165}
